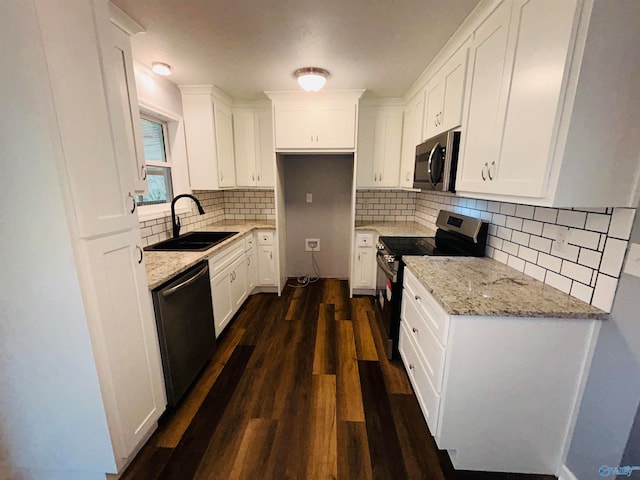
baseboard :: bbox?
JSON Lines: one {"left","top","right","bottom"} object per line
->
{"left": 558, "top": 464, "right": 578, "bottom": 480}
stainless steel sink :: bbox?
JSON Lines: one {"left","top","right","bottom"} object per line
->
{"left": 144, "top": 231, "right": 239, "bottom": 252}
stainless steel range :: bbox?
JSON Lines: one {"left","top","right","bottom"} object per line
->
{"left": 375, "top": 210, "right": 488, "bottom": 359}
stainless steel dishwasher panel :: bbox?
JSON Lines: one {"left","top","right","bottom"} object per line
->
{"left": 152, "top": 261, "right": 216, "bottom": 406}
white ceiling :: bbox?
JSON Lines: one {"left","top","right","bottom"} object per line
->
{"left": 112, "top": 0, "right": 481, "bottom": 100}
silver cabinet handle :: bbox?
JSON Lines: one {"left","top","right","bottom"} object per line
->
{"left": 270, "top": 251, "right": 273, "bottom": 260}
{"left": 252, "top": 174, "right": 255, "bottom": 181}
{"left": 136, "top": 245, "right": 143, "bottom": 264}
{"left": 412, "top": 327, "right": 418, "bottom": 333}
{"left": 220, "top": 171, "right": 223, "bottom": 181}
{"left": 409, "top": 364, "right": 415, "bottom": 370}
{"left": 141, "top": 165, "right": 147, "bottom": 180}
{"left": 488, "top": 161, "right": 495, "bottom": 181}
{"left": 358, "top": 253, "right": 361, "bottom": 261}
{"left": 415, "top": 295, "right": 421, "bottom": 301}
{"left": 257, "top": 174, "right": 260, "bottom": 181}
{"left": 247, "top": 256, "right": 251, "bottom": 265}
{"left": 128, "top": 192, "right": 136, "bottom": 213}
{"left": 406, "top": 172, "right": 410, "bottom": 182}
{"left": 481, "top": 163, "right": 488, "bottom": 181}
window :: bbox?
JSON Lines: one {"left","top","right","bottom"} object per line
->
{"left": 136, "top": 115, "right": 174, "bottom": 206}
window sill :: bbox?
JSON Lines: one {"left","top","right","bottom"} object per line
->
{"left": 137, "top": 203, "right": 190, "bottom": 223}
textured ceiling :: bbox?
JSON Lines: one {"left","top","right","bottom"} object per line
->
{"left": 112, "top": 0, "right": 481, "bottom": 100}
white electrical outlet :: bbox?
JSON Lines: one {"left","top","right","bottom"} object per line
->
{"left": 305, "top": 238, "right": 320, "bottom": 251}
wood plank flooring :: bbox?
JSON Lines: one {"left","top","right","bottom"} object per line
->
{"left": 121, "top": 279, "right": 556, "bottom": 480}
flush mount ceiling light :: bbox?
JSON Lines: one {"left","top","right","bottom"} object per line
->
{"left": 151, "top": 62, "right": 172, "bottom": 76}
{"left": 294, "top": 67, "right": 330, "bottom": 92}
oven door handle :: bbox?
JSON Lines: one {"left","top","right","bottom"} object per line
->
{"left": 376, "top": 253, "right": 397, "bottom": 282}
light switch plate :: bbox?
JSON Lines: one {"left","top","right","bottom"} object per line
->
{"left": 306, "top": 193, "right": 312, "bottom": 203}
{"left": 623, "top": 242, "right": 640, "bottom": 278}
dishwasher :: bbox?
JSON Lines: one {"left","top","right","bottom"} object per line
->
{"left": 152, "top": 261, "right": 216, "bottom": 406}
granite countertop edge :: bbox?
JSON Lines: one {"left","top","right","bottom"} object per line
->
{"left": 144, "top": 220, "right": 276, "bottom": 290}
{"left": 402, "top": 256, "right": 608, "bottom": 321}
{"left": 355, "top": 221, "right": 437, "bottom": 237}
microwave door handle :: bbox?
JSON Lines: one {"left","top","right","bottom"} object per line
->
{"left": 428, "top": 143, "right": 439, "bottom": 187}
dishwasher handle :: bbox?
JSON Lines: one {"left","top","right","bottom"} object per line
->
{"left": 161, "top": 264, "right": 209, "bottom": 298}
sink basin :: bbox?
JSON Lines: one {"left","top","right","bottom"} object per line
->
{"left": 144, "top": 231, "right": 239, "bottom": 252}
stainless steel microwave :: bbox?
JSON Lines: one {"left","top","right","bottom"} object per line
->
{"left": 413, "top": 130, "right": 460, "bottom": 191}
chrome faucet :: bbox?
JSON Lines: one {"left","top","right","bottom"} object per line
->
{"left": 171, "top": 194, "right": 205, "bottom": 238}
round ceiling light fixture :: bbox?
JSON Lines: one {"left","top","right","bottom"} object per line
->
{"left": 151, "top": 62, "right": 172, "bottom": 76}
{"left": 294, "top": 67, "right": 330, "bottom": 92}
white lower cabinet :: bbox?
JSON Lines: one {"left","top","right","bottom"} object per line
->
{"left": 83, "top": 229, "right": 165, "bottom": 466}
{"left": 352, "top": 232, "right": 376, "bottom": 291}
{"left": 256, "top": 230, "right": 277, "bottom": 286}
{"left": 400, "top": 269, "right": 598, "bottom": 475}
{"left": 209, "top": 240, "right": 246, "bottom": 337}
{"left": 245, "top": 235, "right": 257, "bottom": 291}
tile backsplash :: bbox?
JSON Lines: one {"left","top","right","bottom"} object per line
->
{"left": 139, "top": 189, "right": 275, "bottom": 247}
{"left": 356, "top": 189, "right": 636, "bottom": 312}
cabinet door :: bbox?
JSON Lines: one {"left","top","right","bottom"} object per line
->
{"left": 230, "top": 254, "right": 247, "bottom": 310}
{"left": 84, "top": 230, "right": 165, "bottom": 461}
{"left": 246, "top": 247, "right": 257, "bottom": 292}
{"left": 274, "top": 105, "right": 316, "bottom": 149}
{"left": 181, "top": 93, "right": 219, "bottom": 190}
{"left": 211, "top": 266, "right": 233, "bottom": 337}
{"left": 233, "top": 110, "right": 257, "bottom": 187}
{"left": 440, "top": 44, "right": 469, "bottom": 133}
{"left": 37, "top": 0, "right": 138, "bottom": 237}
{"left": 255, "top": 107, "right": 275, "bottom": 187}
{"left": 356, "top": 106, "right": 377, "bottom": 187}
{"left": 214, "top": 101, "right": 236, "bottom": 187}
{"left": 375, "top": 109, "right": 403, "bottom": 187}
{"left": 353, "top": 246, "right": 375, "bottom": 288}
{"left": 111, "top": 24, "right": 146, "bottom": 194}
{"left": 257, "top": 246, "right": 277, "bottom": 285}
{"left": 424, "top": 79, "right": 445, "bottom": 141}
{"left": 456, "top": 0, "right": 513, "bottom": 193}
{"left": 493, "top": 0, "right": 576, "bottom": 197}
{"left": 399, "top": 90, "right": 425, "bottom": 187}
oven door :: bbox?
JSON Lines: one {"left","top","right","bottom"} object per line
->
{"left": 375, "top": 252, "right": 398, "bottom": 359}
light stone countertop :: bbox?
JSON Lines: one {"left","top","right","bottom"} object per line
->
{"left": 403, "top": 256, "right": 607, "bottom": 320}
{"left": 355, "top": 221, "right": 436, "bottom": 237}
{"left": 144, "top": 220, "right": 275, "bottom": 290}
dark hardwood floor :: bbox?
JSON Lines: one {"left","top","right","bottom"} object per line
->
{"left": 122, "top": 279, "right": 556, "bottom": 480}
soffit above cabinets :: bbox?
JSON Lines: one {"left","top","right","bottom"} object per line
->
{"left": 110, "top": 0, "right": 481, "bottom": 100}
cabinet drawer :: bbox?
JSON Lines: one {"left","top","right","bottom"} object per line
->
{"left": 208, "top": 241, "right": 245, "bottom": 277}
{"left": 244, "top": 233, "right": 255, "bottom": 250}
{"left": 355, "top": 232, "right": 374, "bottom": 247}
{"left": 402, "top": 290, "right": 446, "bottom": 392}
{"left": 257, "top": 231, "right": 274, "bottom": 245}
{"left": 404, "top": 269, "right": 450, "bottom": 345}
{"left": 399, "top": 321, "right": 440, "bottom": 434}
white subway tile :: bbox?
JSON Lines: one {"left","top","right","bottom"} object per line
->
{"left": 506, "top": 216, "right": 523, "bottom": 231}
{"left": 542, "top": 224, "right": 560, "bottom": 240}
{"left": 486, "top": 246, "right": 495, "bottom": 258}
{"left": 598, "top": 234, "right": 607, "bottom": 252}
{"left": 492, "top": 214, "right": 507, "bottom": 227}
{"left": 608, "top": 208, "right": 636, "bottom": 240}
{"left": 522, "top": 220, "right": 543, "bottom": 236}
{"left": 557, "top": 210, "right": 587, "bottom": 228}
{"left": 600, "top": 238, "right": 628, "bottom": 277}
{"left": 508, "top": 256, "right": 526, "bottom": 272}
{"left": 578, "top": 249, "right": 602, "bottom": 269}
{"left": 488, "top": 201, "right": 501, "bottom": 213}
{"left": 500, "top": 203, "right": 517, "bottom": 216}
{"left": 561, "top": 260, "right": 593, "bottom": 284}
{"left": 568, "top": 229, "right": 600, "bottom": 250}
{"left": 503, "top": 241, "right": 519, "bottom": 256}
{"left": 476, "top": 200, "right": 488, "bottom": 211}
{"left": 497, "top": 226, "right": 512, "bottom": 241}
{"left": 515, "top": 205, "right": 535, "bottom": 219}
{"left": 550, "top": 241, "right": 579, "bottom": 262}
{"left": 481, "top": 211, "right": 493, "bottom": 222}
{"left": 524, "top": 262, "right": 546, "bottom": 282}
{"left": 591, "top": 274, "right": 618, "bottom": 312}
{"left": 493, "top": 249, "right": 509, "bottom": 264}
{"left": 570, "top": 282, "right": 594, "bottom": 304}
{"left": 511, "top": 231, "right": 530, "bottom": 246}
{"left": 545, "top": 271, "right": 572, "bottom": 294}
{"left": 585, "top": 213, "right": 610, "bottom": 233}
{"left": 538, "top": 252, "right": 562, "bottom": 272}
{"left": 534, "top": 207, "right": 558, "bottom": 223}
{"left": 529, "top": 235, "right": 552, "bottom": 253}
{"left": 488, "top": 235, "right": 504, "bottom": 249}
{"left": 518, "top": 246, "right": 538, "bottom": 263}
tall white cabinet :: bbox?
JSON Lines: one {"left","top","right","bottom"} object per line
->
{"left": 1, "top": 1, "right": 166, "bottom": 477}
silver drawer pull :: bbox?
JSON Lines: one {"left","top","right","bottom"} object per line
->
{"left": 412, "top": 327, "right": 418, "bottom": 333}
{"left": 409, "top": 364, "right": 415, "bottom": 370}
{"left": 415, "top": 295, "right": 421, "bottom": 301}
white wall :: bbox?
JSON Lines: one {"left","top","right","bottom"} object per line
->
{"left": 283, "top": 155, "right": 353, "bottom": 278}
{"left": 0, "top": 2, "right": 114, "bottom": 477}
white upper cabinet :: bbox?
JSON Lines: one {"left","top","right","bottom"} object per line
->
{"left": 180, "top": 86, "right": 236, "bottom": 190}
{"left": 423, "top": 43, "right": 469, "bottom": 140}
{"left": 399, "top": 89, "right": 426, "bottom": 187}
{"left": 357, "top": 104, "right": 404, "bottom": 187}
{"left": 110, "top": 22, "right": 147, "bottom": 195}
{"left": 456, "top": 0, "right": 640, "bottom": 207}
{"left": 268, "top": 90, "right": 364, "bottom": 150}
{"left": 233, "top": 106, "right": 274, "bottom": 187}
